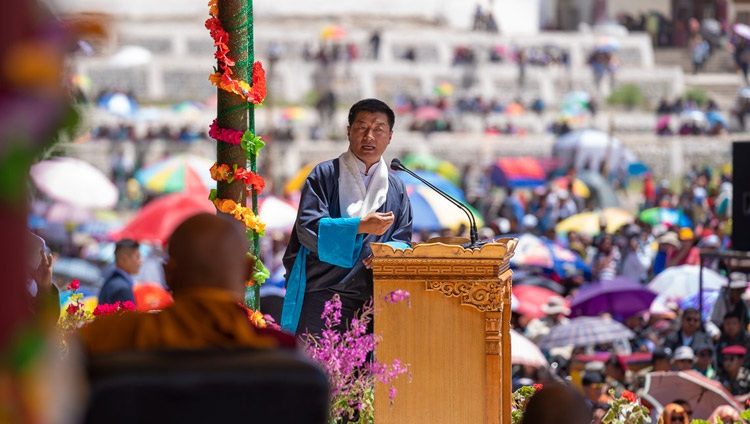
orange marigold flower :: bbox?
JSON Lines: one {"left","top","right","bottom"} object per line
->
{"left": 208, "top": 0, "right": 218, "bottom": 17}
{"left": 210, "top": 163, "right": 232, "bottom": 181}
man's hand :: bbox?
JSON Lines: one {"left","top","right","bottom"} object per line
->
{"left": 358, "top": 211, "right": 394, "bottom": 235}
{"left": 362, "top": 254, "right": 374, "bottom": 269}
{"left": 31, "top": 250, "right": 54, "bottom": 290}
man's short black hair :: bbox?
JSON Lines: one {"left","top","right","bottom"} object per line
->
{"left": 115, "top": 239, "right": 140, "bottom": 255}
{"left": 347, "top": 98, "right": 395, "bottom": 130}
{"left": 724, "top": 311, "right": 743, "bottom": 321}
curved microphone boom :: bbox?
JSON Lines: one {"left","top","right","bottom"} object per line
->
{"left": 390, "top": 158, "right": 479, "bottom": 247}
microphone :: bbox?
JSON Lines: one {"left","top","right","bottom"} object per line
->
{"left": 390, "top": 158, "right": 480, "bottom": 248}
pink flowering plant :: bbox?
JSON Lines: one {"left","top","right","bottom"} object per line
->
{"left": 302, "top": 293, "right": 410, "bottom": 424}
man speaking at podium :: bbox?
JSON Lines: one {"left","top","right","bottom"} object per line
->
{"left": 281, "top": 99, "right": 412, "bottom": 336}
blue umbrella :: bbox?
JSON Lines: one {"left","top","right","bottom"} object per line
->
{"left": 570, "top": 277, "right": 658, "bottom": 321}
{"left": 679, "top": 290, "right": 721, "bottom": 320}
{"left": 395, "top": 170, "right": 465, "bottom": 201}
{"left": 706, "top": 110, "right": 727, "bottom": 129}
{"left": 509, "top": 233, "right": 590, "bottom": 280}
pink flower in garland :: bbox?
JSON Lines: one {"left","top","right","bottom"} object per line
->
{"left": 208, "top": 120, "right": 243, "bottom": 145}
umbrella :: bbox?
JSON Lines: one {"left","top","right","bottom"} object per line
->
{"left": 134, "top": 154, "right": 214, "bottom": 194}
{"left": 551, "top": 176, "right": 590, "bottom": 198}
{"left": 280, "top": 106, "right": 306, "bottom": 122}
{"left": 511, "top": 233, "right": 589, "bottom": 280}
{"left": 511, "top": 329, "right": 548, "bottom": 368}
{"left": 561, "top": 91, "right": 591, "bottom": 120}
{"left": 594, "top": 36, "right": 620, "bottom": 52}
{"left": 413, "top": 105, "right": 443, "bottom": 121}
{"left": 30, "top": 157, "right": 119, "bottom": 210}
{"left": 680, "top": 109, "right": 706, "bottom": 123}
{"left": 490, "top": 157, "right": 553, "bottom": 188}
{"left": 284, "top": 162, "right": 321, "bottom": 196}
{"left": 577, "top": 171, "right": 620, "bottom": 208}
{"left": 514, "top": 273, "right": 565, "bottom": 295}
{"left": 396, "top": 170, "right": 465, "bottom": 201}
{"left": 433, "top": 82, "right": 454, "bottom": 97}
{"left": 569, "top": 277, "right": 657, "bottom": 321}
{"left": 111, "top": 192, "right": 216, "bottom": 245}
{"left": 108, "top": 45, "right": 152, "bottom": 67}
{"left": 734, "top": 23, "right": 750, "bottom": 41}
{"left": 97, "top": 92, "right": 138, "bottom": 117}
{"left": 555, "top": 208, "right": 633, "bottom": 236}
{"left": 133, "top": 282, "right": 173, "bottom": 312}
{"left": 537, "top": 316, "right": 635, "bottom": 350}
{"left": 320, "top": 24, "right": 347, "bottom": 41}
{"left": 739, "top": 87, "right": 750, "bottom": 99}
{"left": 401, "top": 152, "right": 461, "bottom": 185}
{"left": 511, "top": 285, "right": 566, "bottom": 319}
{"left": 552, "top": 129, "right": 634, "bottom": 177}
{"left": 44, "top": 202, "right": 94, "bottom": 224}
{"left": 171, "top": 100, "right": 204, "bottom": 119}
{"left": 643, "top": 371, "right": 741, "bottom": 420}
{"left": 405, "top": 185, "right": 483, "bottom": 232}
{"left": 638, "top": 207, "right": 692, "bottom": 227}
{"left": 678, "top": 289, "right": 721, "bottom": 320}
{"left": 647, "top": 265, "right": 727, "bottom": 300}
{"left": 257, "top": 196, "right": 298, "bottom": 232}
{"left": 706, "top": 110, "right": 728, "bottom": 128}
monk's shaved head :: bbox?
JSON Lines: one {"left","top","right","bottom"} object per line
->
{"left": 165, "top": 213, "right": 253, "bottom": 296}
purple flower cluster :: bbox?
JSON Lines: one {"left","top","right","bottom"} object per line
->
{"left": 303, "top": 294, "right": 410, "bottom": 422}
{"left": 384, "top": 289, "right": 410, "bottom": 306}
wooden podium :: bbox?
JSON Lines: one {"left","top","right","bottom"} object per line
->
{"left": 371, "top": 239, "right": 517, "bottom": 424}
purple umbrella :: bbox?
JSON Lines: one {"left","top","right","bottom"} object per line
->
{"left": 570, "top": 277, "right": 657, "bottom": 321}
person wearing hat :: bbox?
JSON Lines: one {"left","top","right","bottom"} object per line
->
{"left": 664, "top": 307, "right": 714, "bottom": 354}
{"left": 717, "top": 345, "right": 750, "bottom": 399}
{"left": 692, "top": 343, "right": 716, "bottom": 379}
{"left": 525, "top": 297, "right": 570, "bottom": 344}
{"left": 652, "top": 231, "right": 680, "bottom": 276}
{"left": 671, "top": 346, "right": 696, "bottom": 371}
{"left": 665, "top": 227, "right": 700, "bottom": 268}
{"left": 581, "top": 372, "right": 608, "bottom": 408}
{"left": 716, "top": 311, "right": 750, "bottom": 368}
{"left": 710, "top": 273, "right": 750, "bottom": 331}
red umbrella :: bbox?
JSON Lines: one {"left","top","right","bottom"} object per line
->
{"left": 111, "top": 193, "right": 215, "bottom": 245}
{"left": 643, "top": 371, "right": 742, "bottom": 420}
{"left": 512, "top": 285, "right": 567, "bottom": 319}
{"left": 134, "top": 282, "right": 173, "bottom": 312}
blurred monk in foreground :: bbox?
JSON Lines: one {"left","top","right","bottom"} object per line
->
{"left": 79, "top": 213, "right": 294, "bottom": 355}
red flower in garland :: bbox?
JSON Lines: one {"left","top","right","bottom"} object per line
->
{"left": 121, "top": 301, "right": 136, "bottom": 311}
{"left": 66, "top": 304, "right": 79, "bottom": 315}
{"left": 67, "top": 279, "right": 80, "bottom": 291}
{"left": 247, "top": 61, "right": 266, "bottom": 104}
{"left": 532, "top": 384, "right": 543, "bottom": 391}
{"left": 234, "top": 167, "right": 265, "bottom": 194}
{"left": 622, "top": 390, "right": 638, "bottom": 404}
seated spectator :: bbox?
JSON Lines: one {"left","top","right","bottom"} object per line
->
{"left": 693, "top": 343, "right": 716, "bottom": 379}
{"left": 663, "top": 308, "right": 713, "bottom": 353}
{"left": 671, "top": 346, "right": 695, "bottom": 371}
{"left": 79, "top": 213, "right": 294, "bottom": 356}
{"left": 716, "top": 311, "right": 750, "bottom": 368}
{"left": 717, "top": 345, "right": 750, "bottom": 399}
{"left": 659, "top": 403, "right": 689, "bottom": 424}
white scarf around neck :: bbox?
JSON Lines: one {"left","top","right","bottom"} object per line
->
{"left": 338, "top": 150, "right": 389, "bottom": 218}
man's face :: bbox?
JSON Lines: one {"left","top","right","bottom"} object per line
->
{"left": 681, "top": 312, "right": 700, "bottom": 333}
{"left": 347, "top": 111, "right": 392, "bottom": 168}
{"left": 674, "top": 358, "right": 693, "bottom": 371}
{"left": 696, "top": 349, "right": 712, "bottom": 368}
{"left": 722, "top": 355, "right": 743, "bottom": 374}
{"left": 119, "top": 249, "right": 142, "bottom": 275}
{"left": 723, "top": 317, "right": 741, "bottom": 337}
{"left": 583, "top": 382, "right": 603, "bottom": 402}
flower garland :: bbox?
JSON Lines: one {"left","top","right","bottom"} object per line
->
{"left": 214, "top": 198, "right": 266, "bottom": 235}
{"left": 210, "top": 162, "right": 265, "bottom": 194}
{"left": 208, "top": 120, "right": 266, "bottom": 154}
{"left": 205, "top": 0, "right": 266, "bottom": 104}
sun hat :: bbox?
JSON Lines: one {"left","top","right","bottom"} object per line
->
{"left": 678, "top": 228, "right": 694, "bottom": 241}
{"left": 728, "top": 272, "right": 748, "bottom": 290}
{"left": 540, "top": 297, "right": 570, "bottom": 316}
{"left": 658, "top": 232, "right": 680, "bottom": 248}
{"left": 672, "top": 346, "right": 695, "bottom": 362}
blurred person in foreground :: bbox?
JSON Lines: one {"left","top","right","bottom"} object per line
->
{"left": 707, "top": 405, "right": 743, "bottom": 424}
{"left": 98, "top": 238, "right": 142, "bottom": 305}
{"left": 521, "top": 382, "right": 592, "bottom": 424}
{"left": 658, "top": 403, "right": 689, "bottom": 424}
{"left": 79, "top": 213, "right": 294, "bottom": 356}
{"left": 281, "top": 99, "right": 412, "bottom": 336}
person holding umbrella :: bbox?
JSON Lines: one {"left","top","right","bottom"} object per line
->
{"left": 525, "top": 297, "right": 570, "bottom": 344}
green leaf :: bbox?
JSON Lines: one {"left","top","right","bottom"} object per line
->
{"left": 208, "top": 189, "right": 218, "bottom": 201}
{"left": 741, "top": 410, "right": 750, "bottom": 421}
{"left": 240, "top": 131, "right": 265, "bottom": 156}
{"left": 252, "top": 256, "right": 270, "bottom": 285}
{"left": 0, "top": 142, "right": 34, "bottom": 203}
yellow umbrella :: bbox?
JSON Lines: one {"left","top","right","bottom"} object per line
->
{"left": 551, "top": 176, "right": 590, "bottom": 198}
{"left": 320, "top": 24, "right": 347, "bottom": 41}
{"left": 284, "top": 162, "right": 319, "bottom": 196}
{"left": 555, "top": 208, "right": 634, "bottom": 236}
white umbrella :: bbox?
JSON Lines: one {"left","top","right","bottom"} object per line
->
{"left": 537, "top": 316, "right": 635, "bottom": 350}
{"left": 30, "top": 157, "right": 118, "bottom": 210}
{"left": 511, "top": 329, "right": 548, "bottom": 368}
{"left": 552, "top": 129, "right": 632, "bottom": 175}
{"left": 257, "top": 196, "right": 298, "bottom": 232}
{"left": 680, "top": 109, "right": 707, "bottom": 123}
{"left": 647, "top": 265, "right": 727, "bottom": 300}
{"left": 108, "top": 45, "right": 152, "bottom": 68}
{"left": 734, "top": 23, "right": 750, "bottom": 41}
{"left": 643, "top": 371, "right": 741, "bottom": 420}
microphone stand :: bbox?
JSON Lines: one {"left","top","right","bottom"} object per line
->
{"left": 391, "top": 158, "right": 482, "bottom": 248}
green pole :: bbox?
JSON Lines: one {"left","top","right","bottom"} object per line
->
{"left": 215, "top": 0, "right": 260, "bottom": 310}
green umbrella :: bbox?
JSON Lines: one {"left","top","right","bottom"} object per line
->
{"left": 401, "top": 153, "right": 460, "bottom": 185}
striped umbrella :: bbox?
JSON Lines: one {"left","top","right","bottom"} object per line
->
{"left": 490, "top": 157, "right": 556, "bottom": 188}
{"left": 134, "top": 154, "right": 214, "bottom": 194}
{"left": 397, "top": 170, "right": 482, "bottom": 232}
{"left": 537, "top": 316, "right": 635, "bottom": 350}
{"left": 511, "top": 233, "right": 589, "bottom": 279}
